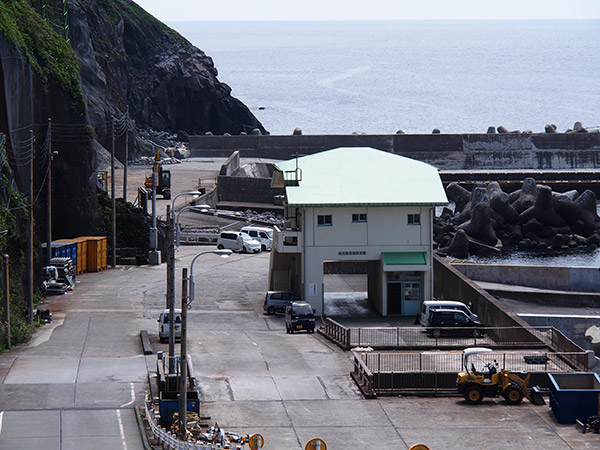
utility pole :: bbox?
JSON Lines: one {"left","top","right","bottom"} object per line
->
{"left": 178, "top": 267, "right": 189, "bottom": 440}
{"left": 111, "top": 117, "right": 116, "bottom": 268}
{"left": 123, "top": 107, "right": 129, "bottom": 203}
{"left": 2, "top": 253, "right": 9, "bottom": 349}
{"left": 166, "top": 206, "right": 175, "bottom": 373}
{"left": 28, "top": 130, "right": 33, "bottom": 324}
{"left": 46, "top": 118, "right": 52, "bottom": 265}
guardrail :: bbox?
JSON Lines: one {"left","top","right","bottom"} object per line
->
{"left": 144, "top": 398, "right": 240, "bottom": 450}
{"left": 321, "top": 318, "right": 565, "bottom": 350}
{"left": 352, "top": 350, "right": 589, "bottom": 397}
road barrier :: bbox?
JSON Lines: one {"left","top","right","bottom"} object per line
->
{"left": 144, "top": 398, "right": 243, "bottom": 450}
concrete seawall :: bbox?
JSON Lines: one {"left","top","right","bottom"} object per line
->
{"left": 189, "top": 133, "right": 600, "bottom": 170}
{"left": 454, "top": 263, "right": 600, "bottom": 293}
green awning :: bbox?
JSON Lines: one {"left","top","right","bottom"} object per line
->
{"left": 381, "top": 252, "right": 428, "bottom": 266}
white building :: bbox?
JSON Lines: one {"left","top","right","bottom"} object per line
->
{"left": 268, "top": 147, "right": 448, "bottom": 316}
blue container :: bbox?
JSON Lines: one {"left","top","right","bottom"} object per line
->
{"left": 548, "top": 372, "right": 600, "bottom": 423}
{"left": 158, "top": 391, "right": 200, "bottom": 424}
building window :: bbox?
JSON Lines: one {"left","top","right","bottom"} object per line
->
{"left": 407, "top": 213, "right": 420, "bottom": 225}
{"left": 352, "top": 213, "right": 367, "bottom": 223}
{"left": 317, "top": 215, "right": 332, "bottom": 226}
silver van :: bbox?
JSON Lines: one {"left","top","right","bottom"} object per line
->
{"left": 420, "top": 300, "right": 479, "bottom": 327}
{"left": 158, "top": 308, "right": 181, "bottom": 343}
{"left": 217, "top": 231, "right": 261, "bottom": 253}
{"left": 241, "top": 226, "right": 273, "bottom": 251}
{"left": 264, "top": 291, "right": 301, "bottom": 315}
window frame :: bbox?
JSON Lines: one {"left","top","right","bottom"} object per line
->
{"left": 317, "top": 214, "right": 333, "bottom": 227}
{"left": 351, "top": 213, "right": 367, "bottom": 223}
{"left": 407, "top": 213, "right": 421, "bottom": 226}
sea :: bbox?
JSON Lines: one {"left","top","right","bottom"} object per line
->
{"left": 171, "top": 19, "right": 600, "bottom": 266}
{"left": 169, "top": 19, "right": 600, "bottom": 136}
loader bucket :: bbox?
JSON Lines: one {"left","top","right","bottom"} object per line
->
{"left": 529, "top": 386, "right": 546, "bottom": 405}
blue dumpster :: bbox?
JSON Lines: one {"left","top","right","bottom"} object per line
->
{"left": 549, "top": 372, "right": 600, "bottom": 423}
{"left": 158, "top": 390, "right": 200, "bottom": 424}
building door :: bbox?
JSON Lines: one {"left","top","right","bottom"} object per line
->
{"left": 387, "top": 281, "right": 422, "bottom": 316}
{"left": 387, "top": 282, "right": 404, "bottom": 314}
{"left": 402, "top": 281, "right": 421, "bottom": 316}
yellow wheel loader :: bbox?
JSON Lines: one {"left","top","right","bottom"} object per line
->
{"left": 456, "top": 347, "right": 545, "bottom": 405}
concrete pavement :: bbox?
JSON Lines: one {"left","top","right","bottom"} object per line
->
{"left": 1, "top": 246, "right": 600, "bottom": 449}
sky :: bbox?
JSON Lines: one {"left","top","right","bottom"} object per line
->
{"left": 134, "top": 0, "right": 600, "bottom": 22}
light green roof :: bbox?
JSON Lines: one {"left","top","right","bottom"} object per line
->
{"left": 274, "top": 147, "right": 448, "bottom": 207}
{"left": 381, "top": 252, "right": 428, "bottom": 266}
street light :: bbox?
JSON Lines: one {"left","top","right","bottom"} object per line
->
{"left": 165, "top": 192, "right": 204, "bottom": 373}
{"left": 175, "top": 205, "right": 211, "bottom": 248}
{"left": 169, "top": 190, "right": 202, "bottom": 220}
{"left": 178, "top": 249, "right": 232, "bottom": 439}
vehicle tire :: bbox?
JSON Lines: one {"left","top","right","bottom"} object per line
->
{"left": 262, "top": 244, "right": 266, "bottom": 251}
{"left": 503, "top": 384, "right": 524, "bottom": 405}
{"left": 217, "top": 244, "right": 224, "bottom": 250}
{"left": 464, "top": 385, "right": 484, "bottom": 404}
{"left": 267, "top": 306, "right": 276, "bottom": 315}
{"left": 309, "top": 328, "right": 315, "bottom": 334}
{"left": 242, "top": 246, "right": 247, "bottom": 253}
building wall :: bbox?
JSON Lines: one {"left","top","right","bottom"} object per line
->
{"left": 296, "top": 205, "right": 434, "bottom": 316}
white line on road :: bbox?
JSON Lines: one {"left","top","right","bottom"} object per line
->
{"left": 0, "top": 411, "right": 4, "bottom": 435}
{"left": 116, "top": 409, "right": 128, "bottom": 450}
{"left": 120, "top": 383, "right": 136, "bottom": 407}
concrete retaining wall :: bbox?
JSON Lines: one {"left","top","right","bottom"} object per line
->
{"left": 454, "top": 264, "right": 600, "bottom": 293}
{"left": 189, "top": 133, "right": 600, "bottom": 169}
{"left": 433, "top": 255, "right": 540, "bottom": 344}
{"left": 217, "top": 175, "right": 283, "bottom": 204}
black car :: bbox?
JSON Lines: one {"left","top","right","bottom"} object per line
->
{"left": 285, "top": 301, "right": 316, "bottom": 334}
{"left": 427, "top": 308, "right": 483, "bottom": 336}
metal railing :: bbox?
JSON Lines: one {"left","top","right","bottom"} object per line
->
{"left": 144, "top": 398, "right": 239, "bottom": 450}
{"left": 352, "top": 349, "right": 589, "bottom": 397}
{"left": 322, "top": 318, "right": 564, "bottom": 350}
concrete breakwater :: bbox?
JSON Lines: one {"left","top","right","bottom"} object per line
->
{"left": 188, "top": 132, "right": 600, "bottom": 170}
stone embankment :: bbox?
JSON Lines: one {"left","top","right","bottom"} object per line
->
{"left": 436, "top": 178, "right": 600, "bottom": 258}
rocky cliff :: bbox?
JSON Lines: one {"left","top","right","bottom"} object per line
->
{"left": 70, "top": 0, "right": 265, "bottom": 150}
{"left": 0, "top": 0, "right": 264, "bottom": 241}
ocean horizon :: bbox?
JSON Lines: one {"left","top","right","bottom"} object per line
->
{"left": 169, "top": 19, "right": 600, "bottom": 136}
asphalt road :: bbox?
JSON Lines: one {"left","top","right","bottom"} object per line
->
{"left": 2, "top": 244, "right": 599, "bottom": 449}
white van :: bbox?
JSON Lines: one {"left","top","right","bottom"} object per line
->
{"left": 217, "top": 231, "right": 261, "bottom": 253}
{"left": 241, "top": 226, "right": 273, "bottom": 251}
{"left": 158, "top": 308, "right": 181, "bottom": 343}
{"left": 420, "top": 300, "right": 479, "bottom": 327}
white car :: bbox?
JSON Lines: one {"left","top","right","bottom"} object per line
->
{"left": 241, "top": 226, "right": 273, "bottom": 251}
{"left": 217, "top": 231, "right": 261, "bottom": 253}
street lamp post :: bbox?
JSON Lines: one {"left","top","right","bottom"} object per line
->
{"left": 178, "top": 249, "right": 232, "bottom": 440}
{"left": 166, "top": 193, "right": 201, "bottom": 372}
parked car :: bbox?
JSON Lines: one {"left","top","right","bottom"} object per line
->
{"left": 217, "top": 231, "right": 261, "bottom": 253}
{"left": 158, "top": 308, "right": 182, "bottom": 343}
{"left": 420, "top": 300, "right": 479, "bottom": 326}
{"left": 285, "top": 301, "right": 316, "bottom": 333}
{"left": 427, "top": 309, "right": 483, "bottom": 336}
{"left": 264, "top": 291, "right": 300, "bottom": 315}
{"left": 241, "top": 226, "right": 273, "bottom": 251}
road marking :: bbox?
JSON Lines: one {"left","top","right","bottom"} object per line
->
{"left": 0, "top": 411, "right": 4, "bottom": 435}
{"left": 120, "top": 383, "right": 136, "bottom": 407}
{"left": 116, "top": 409, "right": 128, "bottom": 450}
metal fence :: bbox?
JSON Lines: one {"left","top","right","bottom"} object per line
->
{"left": 351, "top": 350, "right": 589, "bottom": 397}
{"left": 144, "top": 398, "right": 232, "bottom": 450}
{"left": 323, "top": 318, "right": 564, "bottom": 350}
